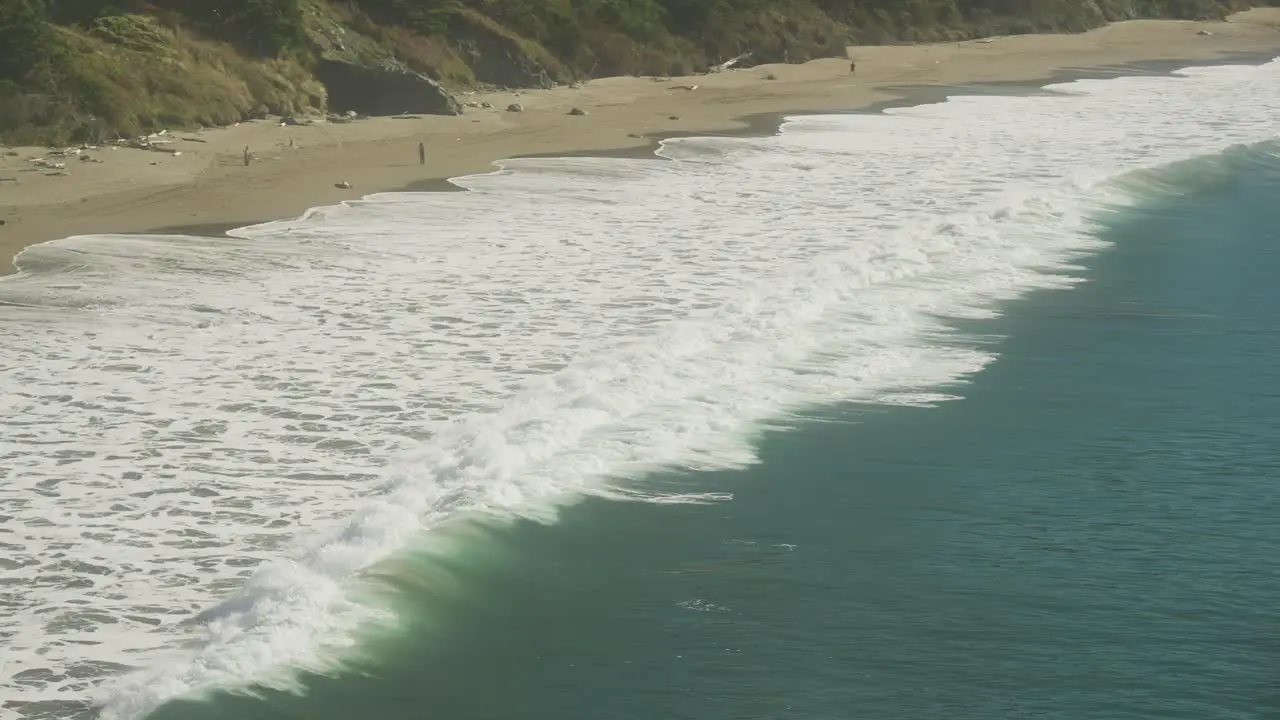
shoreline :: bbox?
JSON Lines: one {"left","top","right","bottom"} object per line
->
{"left": 146, "top": 49, "right": 1278, "bottom": 243}
{"left": 2, "top": 10, "right": 1279, "bottom": 272}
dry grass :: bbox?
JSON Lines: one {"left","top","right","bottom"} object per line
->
{"left": 383, "top": 27, "right": 476, "bottom": 87}
{"left": 1, "top": 15, "right": 323, "bottom": 145}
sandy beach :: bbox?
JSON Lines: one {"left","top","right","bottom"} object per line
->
{"left": 2, "top": 8, "right": 1278, "bottom": 271}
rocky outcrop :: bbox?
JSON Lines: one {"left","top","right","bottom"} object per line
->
{"left": 307, "top": 18, "right": 461, "bottom": 117}
{"left": 315, "top": 58, "right": 462, "bottom": 116}
{"left": 445, "top": 12, "right": 561, "bottom": 89}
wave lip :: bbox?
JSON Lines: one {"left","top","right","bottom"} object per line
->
{"left": 0, "top": 58, "right": 1276, "bottom": 719}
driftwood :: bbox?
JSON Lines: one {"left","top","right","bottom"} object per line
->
{"left": 708, "top": 52, "right": 752, "bottom": 73}
{"left": 114, "top": 131, "right": 179, "bottom": 153}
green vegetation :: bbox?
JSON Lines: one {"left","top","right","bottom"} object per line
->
{"left": 1, "top": 0, "right": 322, "bottom": 144}
{"left": 0, "top": 0, "right": 1269, "bottom": 144}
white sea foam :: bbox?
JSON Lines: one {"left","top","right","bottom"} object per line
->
{"left": 1, "top": 59, "right": 1278, "bottom": 720}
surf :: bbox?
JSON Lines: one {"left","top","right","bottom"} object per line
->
{"left": 0, "top": 59, "right": 1277, "bottom": 720}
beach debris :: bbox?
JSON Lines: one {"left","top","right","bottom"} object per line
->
{"left": 507, "top": 103, "right": 524, "bottom": 113}
{"left": 764, "top": 71, "right": 778, "bottom": 80}
{"left": 334, "top": 180, "right": 352, "bottom": 189}
{"left": 670, "top": 84, "right": 699, "bottom": 91}
{"left": 0, "top": 177, "right": 16, "bottom": 183}
{"left": 182, "top": 137, "right": 207, "bottom": 143}
{"left": 569, "top": 81, "right": 585, "bottom": 89}
{"left": 568, "top": 107, "right": 588, "bottom": 116}
{"left": 668, "top": 115, "right": 680, "bottom": 120}
{"left": 1198, "top": 29, "right": 1213, "bottom": 36}
{"left": 709, "top": 52, "right": 752, "bottom": 73}
{"left": 480, "top": 101, "right": 493, "bottom": 109}
{"left": 0, "top": 219, "right": 6, "bottom": 224}
{"left": 29, "top": 158, "right": 67, "bottom": 170}
{"left": 115, "top": 131, "right": 178, "bottom": 152}
{"left": 327, "top": 110, "right": 365, "bottom": 124}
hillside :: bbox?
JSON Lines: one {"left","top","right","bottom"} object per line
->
{"left": 0, "top": 0, "right": 1269, "bottom": 145}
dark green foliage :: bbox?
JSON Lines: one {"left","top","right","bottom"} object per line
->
{"left": 40, "top": 0, "right": 306, "bottom": 54}
{"left": 145, "top": 0, "right": 306, "bottom": 55}
{"left": 0, "top": 0, "right": 60, "bottom": 81}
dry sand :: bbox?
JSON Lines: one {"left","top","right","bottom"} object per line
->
{"left": 2, "top": 9, "right": 1279, "bottom": 271}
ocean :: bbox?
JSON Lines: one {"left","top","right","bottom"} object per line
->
{"left": 1, "top": 58, "right": 1278, "bottom": 720}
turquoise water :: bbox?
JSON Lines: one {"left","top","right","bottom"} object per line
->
{"left": 142, "top": 143, "right": 1280, "bottom": 719}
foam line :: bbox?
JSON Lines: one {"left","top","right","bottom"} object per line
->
{"left": 0, "top": 58, "right": 1276, "bottom": 720}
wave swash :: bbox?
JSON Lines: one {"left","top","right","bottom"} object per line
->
{"left": 1, "top": 59, "right": 1278, "bottom": 720}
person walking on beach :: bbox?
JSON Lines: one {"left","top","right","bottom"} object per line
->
{"left": 243, "top": 146, "right": 251, "bottom": 167}
{"left": 418, "top": 141, "right": 425, "bottom": 166}
{"left": 849, "top": 59, "right": 857, "bottom": 75}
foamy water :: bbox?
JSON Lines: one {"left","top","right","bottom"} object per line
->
{"left": 1, "top": 59, "right": 1278, "bottom": 720}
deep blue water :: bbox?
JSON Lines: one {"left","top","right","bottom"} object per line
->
{"left": 149, "top": 143, "right": 1280, "bottom": 720}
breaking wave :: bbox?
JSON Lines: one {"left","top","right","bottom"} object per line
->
{"left": 0, "top": 58, "right": 1277, "bottom": 720}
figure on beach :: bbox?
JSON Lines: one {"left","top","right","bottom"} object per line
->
{"left": 850, "top": 59, "right": 857, "bottom": 75}
{"left": 418, "top": 141, "right": 426, "bottom": 166}
{"left": 243, "top": 146, "right": 251, "bottom": 167}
